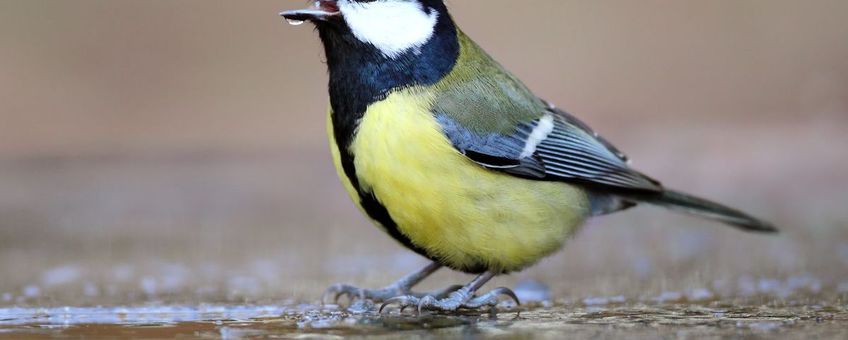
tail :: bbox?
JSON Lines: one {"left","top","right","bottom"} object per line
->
{"left": 621, "top": 189, "right": 778, "bottom": 233}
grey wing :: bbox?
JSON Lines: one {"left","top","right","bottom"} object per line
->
{"left": 437, "top": 102, "right": 663, "bottom": 193}
{"left": 439, "top": 103, "right": 779, "bottom": 232}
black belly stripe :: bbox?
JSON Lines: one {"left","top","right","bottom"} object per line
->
{"left": 333, "top": 122, "right": 487, "bottom": 274}
{"left": 316, "top": 11, "right": 475, "bottom": 271}
{"left": 333, "top": 132, "right": 436, "bottom": 261}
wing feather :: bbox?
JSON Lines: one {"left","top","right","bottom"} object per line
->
{"left": 438, "top": 102, "right": 662, "bottom": 192}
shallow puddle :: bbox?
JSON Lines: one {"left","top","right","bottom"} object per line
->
{"left": 1, "top": 302, "right": 846, "bottom": 339}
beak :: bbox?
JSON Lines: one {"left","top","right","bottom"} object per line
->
{"left": 280, "top": 0, "right": 340, "bottom": 22}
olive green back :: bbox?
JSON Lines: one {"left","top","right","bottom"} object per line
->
{"left": 431, "top": 30, "right": 546, "bottom": 134}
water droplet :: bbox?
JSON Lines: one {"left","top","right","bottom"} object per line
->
{"left": 286, "top": 18, "right": 305, "bottom": 26}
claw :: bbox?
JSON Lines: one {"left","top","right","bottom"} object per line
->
{"left": 378, "top": 300, "right": 391, "bottom": 313}
{"left": 379, "top": 287, "right": 521, "bottom": 314}
{"left": 321, "top": 283, "right": 362, "bottom": 305}
{"left": 379, "top": 295, "right": 420, "bottom": 314}
{"left": 323, "top": 272, "right": 520, "bottom": 315}
{"left": 491, "top": 287, "right": 521, "bottom": 306}
{"left": 320, "top": 284, "right": 338, "bottom": 305}
{"left": 465, "top": 287, "right": 521, "bottom": 308}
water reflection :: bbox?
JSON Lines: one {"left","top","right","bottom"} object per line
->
{"left": 1, "top": 302, "right": 845, "bottom": 338}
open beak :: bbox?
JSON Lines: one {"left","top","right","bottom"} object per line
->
{"left": 280, "top": 0, "right": 340, "bottom": 22}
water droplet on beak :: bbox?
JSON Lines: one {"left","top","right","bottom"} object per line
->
{"left": 286, "top": 18, "right": 305, "bottom": 26}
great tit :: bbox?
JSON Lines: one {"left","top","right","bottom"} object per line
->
{"left": 281, "top": 0, "right": 776, "bottom": 313}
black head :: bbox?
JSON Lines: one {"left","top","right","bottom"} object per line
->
{"left": 280, "top": 2, "right": 464, "bottom": 264}
{"left": 281, "top": 0, "right": 455, "bottom": 60}
{"left": 281, "top": 0, "right": 461, "bottom": 120}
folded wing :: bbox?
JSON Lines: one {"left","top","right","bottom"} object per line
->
{"left": 438, "top": 101, "right": 662, "bottom": 193}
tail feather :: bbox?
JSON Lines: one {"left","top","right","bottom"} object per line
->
{"left": 622, "top": 189, "right": 778, "bottom": 233}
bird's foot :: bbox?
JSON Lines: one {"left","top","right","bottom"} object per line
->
{"left": 322, "top": 283, "right": 402, "bottom": 304}
{"left": 379, "top": 286, "right": 520, "bottom": 314}
{"left": 322, "top": 262, "right": 444, "bottom": 306}
{"left": 322, "top": 283, "right": 463, "bottom": 305}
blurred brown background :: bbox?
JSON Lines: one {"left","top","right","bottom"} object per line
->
{"left": 0, "top": 0, "right": 846, "bottom": 306}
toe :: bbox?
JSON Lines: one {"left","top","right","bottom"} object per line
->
{"left": 321, "top": 283, "right": 361, "bottom": 305}
{"left": 379, "top": 295, "right": 420, "bottom": 313}
{"left": 417, "top": 295, "right": 439, "bottom": 314}
{"left": 464, "top": 287, "right": 521, "bottom": 308}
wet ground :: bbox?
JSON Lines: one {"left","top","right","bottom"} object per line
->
{"left": 1, "top": 301, "right": 846, "bottom": 339}
{"left": 1, "top": 270, "right": 847, "bottom": 338}
{"left": 1, "top": 128, "right": 847, "bottom": 338}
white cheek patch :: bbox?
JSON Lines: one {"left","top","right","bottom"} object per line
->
{"left": 338, "top": 0, "right": 439, "bottom": 58}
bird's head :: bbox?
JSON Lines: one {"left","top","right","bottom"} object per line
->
{"left": 281, "top": 0, "right": 453, "bottom": 59}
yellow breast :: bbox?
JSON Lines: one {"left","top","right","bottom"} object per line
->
{"left": 330, "top": 89, "right": 591, "bottom": 273}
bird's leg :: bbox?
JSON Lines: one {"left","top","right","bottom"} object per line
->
{"left": 323, "top": 262, "right": 447, "bottom": 304}
{"left": 379, "top": 271, "right": 520, "bottom": 314}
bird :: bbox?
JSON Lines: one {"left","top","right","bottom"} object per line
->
{"left": 280, "top": 0, "right": 777, "bottom": 313}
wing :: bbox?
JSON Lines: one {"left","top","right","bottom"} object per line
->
{"left": 438, "top": 101, "right": 663, "bottom": 193}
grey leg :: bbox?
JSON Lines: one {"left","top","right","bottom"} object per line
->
{"left": 379, "top": 271, "right": 520, "bottom": 314}
{"left": 323, "top": 262, "right": 444, "bottom": 304}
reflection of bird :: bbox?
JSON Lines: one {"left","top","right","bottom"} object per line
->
{"left": 281, "top": 0, "right": 777, "bottom": 313}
